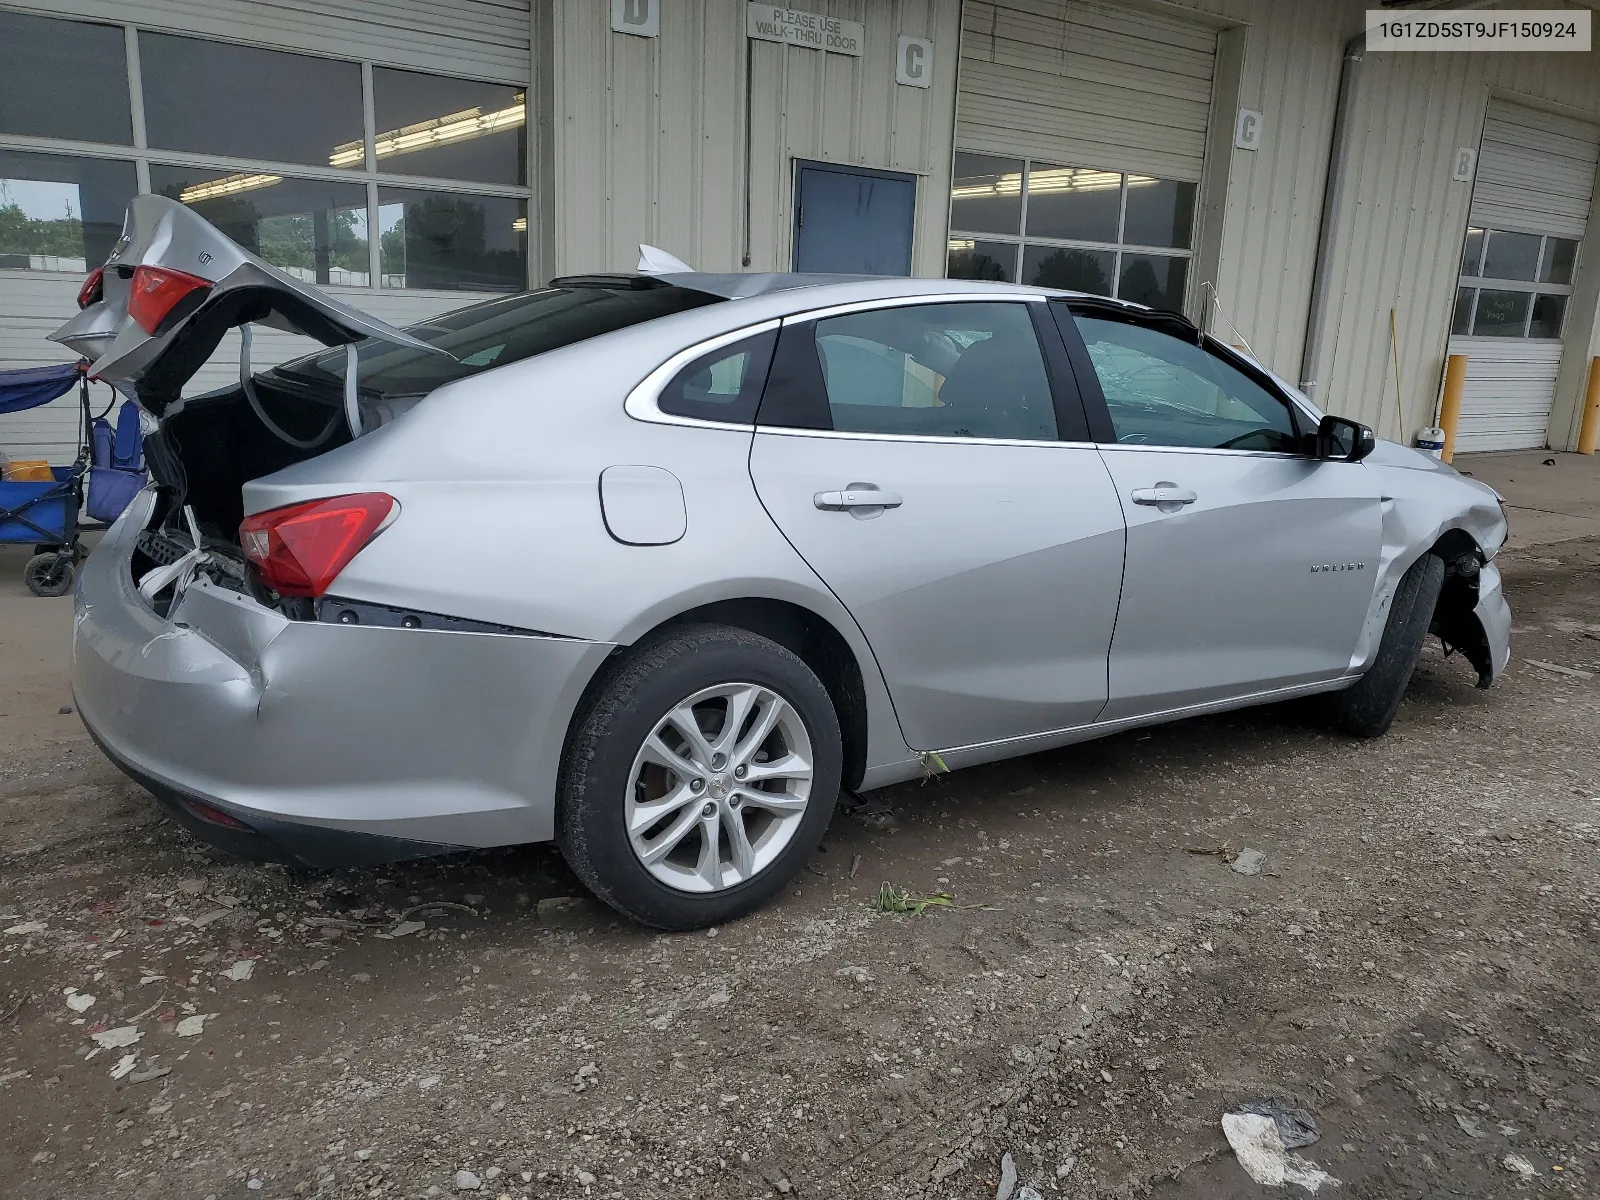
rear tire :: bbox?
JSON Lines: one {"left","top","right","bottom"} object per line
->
{"left": 24, "top": 552, "right": 75, "bottom": 598}
{"left": 556, "top": 623, "right": 842, "bottom": 930}
{"left": 1326, "top": 552, "right": 1445, "bottom": 738}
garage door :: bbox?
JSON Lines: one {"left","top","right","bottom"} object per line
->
{"left": 948, "top": 0, "right": 1216, "bottom": 313}
{"left": 1448, "top": 100, "right": 1599, "bottom": 452}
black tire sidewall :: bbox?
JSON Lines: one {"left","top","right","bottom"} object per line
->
{"left": 557, "top": 625, "right": 842, "bottom": 930}
{"left": 1329, "top": 552, "right": 1445, "bottom": 736}
{"left": 24, "top": 553, "right": 74, "bottom": 598}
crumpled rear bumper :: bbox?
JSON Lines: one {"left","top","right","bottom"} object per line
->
{"left": 73, "top": 494, "right": 614, "bottom": 862}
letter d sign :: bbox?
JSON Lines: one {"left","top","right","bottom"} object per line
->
{"left": 896, "top": 36, "right": 933, "bottom": 88}
{"left": 611, "top": 0, "right": 659, "bottom": 37}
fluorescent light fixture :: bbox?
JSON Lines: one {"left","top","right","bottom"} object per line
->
{"left": 511, "top": 216, "right": 527, "bottom": 231}
{"left": 950, "top": 169, "right": 1164, "bottom": 201}
{"left": 330, "top": 95, "right": 527, "bottom": 168}
{"left": 178, "top": 172, "right": 283, "bottom": 203}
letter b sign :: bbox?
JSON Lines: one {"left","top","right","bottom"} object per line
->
{"left": 896, "top": 35, "right": 933, "bottom": 88}
{"left": 611, "top": 0, "right": 659, "bottom": 37}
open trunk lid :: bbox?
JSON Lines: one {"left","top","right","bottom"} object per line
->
{"left": 50, "top": 195, "right": 439, "bottom": 415}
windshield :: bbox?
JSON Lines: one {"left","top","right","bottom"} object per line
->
{"left": 272, "top": 283, "right": 720, "bottom": 396}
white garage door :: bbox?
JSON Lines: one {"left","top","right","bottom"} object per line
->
{"left": 1448, "top": 100, "right": 1599, "bottom": 452}
{"left": 948, "top": 0, "right": 1216, "bottom": 313}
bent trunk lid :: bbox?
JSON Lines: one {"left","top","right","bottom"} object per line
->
{"left": 50, "top": 195, "right": 439, "bottom": 416}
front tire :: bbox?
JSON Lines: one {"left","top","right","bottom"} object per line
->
{"left": 1326, "top": 552, "right": 1446, "bottom": 738}
{"left": 556, "top": 624, "right": 842, "bottom": 930}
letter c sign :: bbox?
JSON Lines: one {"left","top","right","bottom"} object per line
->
{"left": 897, "top": 35, "right": 933, "bottom": 88}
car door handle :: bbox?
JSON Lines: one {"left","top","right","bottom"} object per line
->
{"left": 814, "top": 488, "right": 903, "bottom": 512}
{"left": 1130, "top": 486, "right": 1198, "bottom": 506}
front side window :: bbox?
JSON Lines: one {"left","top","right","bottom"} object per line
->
{"left": 801, "top": 302, "right": 1058, "bottom": 441}
{"left": 1454, "top": 226, "right": 1577, "bottom": 339}
{"left": 0, "top": 150, "right": 137, "bottom": 272}
{"left": 657, "top": 331, "right": 777, "bottom": 424}
{"left": 1075, "top": 315, "right": 1297, "bottom": 452}
{"left": 947, "top": 153, "right": 1195, "bottom": 313}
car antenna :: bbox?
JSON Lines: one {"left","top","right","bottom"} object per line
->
{"left": 637, "top": 244, "right": 694, "bottom": 273}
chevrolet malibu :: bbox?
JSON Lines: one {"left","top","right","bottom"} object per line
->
{"left": 55, "top": 197, "right": 1510, "bottom": 929}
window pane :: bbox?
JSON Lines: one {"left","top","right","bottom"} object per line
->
{"left": 1024, "top": 164, "right": 1120, "bottom": 242}
{"left": 141, "top": 32, "right": 363, "bottom": 167}
{"left": 1122, "top": 177, "right": 1195, "bottom": 249}
{"left": 150, "top": 167, "right": 370, "bottom": 285}
{"left": 279, "top": 285, "right": 720, "bottom": 397}
{"left": 1075, "top": 316, "right": 1297, "bottom": 451}
{"left": 1451, "top": 287, "right": 1475, "bottom": 336}
{"left": 947, "top": 238, "right": 1016, "bottom": 282}
{"left": 949, "top": 153, "right": 1023, "bottom": 236}
{"left": 1529, "top": 293, "right": 1567, "bottom": 339}
{"left": 813, "top": 303, "right": 1057, "bottom": 440}
{"left": 1472, "top": 289, "right": 1530, "bottom": 337}
{"left": 1117, "top": 253, "right": 1187, "bottom": 312}
{"left": 1022, "top": 244, "right": 1113, "bottom": 295}
{"left": 377, "top": 188, "right": 527, "bottom": 291}
{"left": 1480, "top": 230, "right": 1540, "bottom": 281}
{"left": 658, "top": 331, "right": 776, "bottom": 424}
{"left": 0, "top": 151, "right": 136, "bottom": 272}
{"left": 1460, "top": 227, "right": 1485, "bottom": 276}
{"left": 0, "top": 11, "right": 131, "bottom": 144}
{"left": 1539, "top": 237, "right": 1578, "bottom": 284}
{"left": 370, "top": 69, "right": 527, "bottom": 186}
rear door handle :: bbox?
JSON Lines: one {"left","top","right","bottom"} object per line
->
{"left": 814, "top": 488, "right": 903, "bottom": 512}
{"left": 1130, "top": 486, "right": 1197, "bottom": 506}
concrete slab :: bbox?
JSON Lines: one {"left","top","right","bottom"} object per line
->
{"left": 1452, "top": 450, "right": 1600, "bottom": 551}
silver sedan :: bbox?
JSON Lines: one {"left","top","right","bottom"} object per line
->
{"left": 56, "top": 197, "right": 1510, "bottom": 929}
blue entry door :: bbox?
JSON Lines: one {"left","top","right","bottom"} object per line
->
{"left": 792, "top": 163, "right": 916, "bottom": 275}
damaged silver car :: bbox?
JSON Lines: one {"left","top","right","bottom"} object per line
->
{"left": 57, "top": 196, "right": 1510, "bottom": 929}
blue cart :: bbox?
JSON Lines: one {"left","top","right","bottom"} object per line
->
{"left": 0, "top": 362, "right": 146, "bottom": 597}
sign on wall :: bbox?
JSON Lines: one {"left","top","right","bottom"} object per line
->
{"left": 611, "top": 0, "right": 659, "bottom": 37}
{"left": 896, "top": 35, "right": 933, "bottom": 87}
{"left": 746, "top": 4, "right": 865, "bottom": 56}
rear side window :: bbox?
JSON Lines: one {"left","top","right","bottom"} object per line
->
{"left": 274, "top": 283, "right": 720, "bottom": 397}
{"left": 768, "top": 302, "right": 1058, "bottom": 441}
{"left": 657, "top": 330, "right": 776, "bottom": 424}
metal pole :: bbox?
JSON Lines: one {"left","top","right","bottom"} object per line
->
{"left": 1578, "top": 356, "right": 1600, "bottom": 454}
{"left": 1439, "top": 353, "right": 1468, "bottom": 463}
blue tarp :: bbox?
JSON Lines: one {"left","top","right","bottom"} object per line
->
{"left": 0, "top": 363, "right": 81, "bottom": 416}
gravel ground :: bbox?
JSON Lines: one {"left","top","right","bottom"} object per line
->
{"left": 2, "top": 540, "right": 1597, "bottom": 1199}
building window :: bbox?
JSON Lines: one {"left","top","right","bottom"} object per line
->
{"left": 1452, "top": 227, "right": 1577, "bottom": 339}
{"left": 947, "top": 152, "right": 1196, "bottom": 313}
{"left": 369, "top": 69, "right": 526, "bottom": 186}
{"left": 0, "top": 150, "right": 137, "bottom": 272}
{"left": 0, "top": 13, "right": 531, "bottom": 293}
{"left": 0, "top": 11, "right": 132, "bottom": 146}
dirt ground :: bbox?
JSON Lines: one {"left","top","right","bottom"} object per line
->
{"left": 2, "top": 539, "right": 1597, "bottom": 1200}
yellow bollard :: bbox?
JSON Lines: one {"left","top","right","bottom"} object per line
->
{"left": 1578, "top": 356, "right": 1600, "bottom": 455}
{"left": 1439, "top": 353, "right": 1467, "bottom": 464}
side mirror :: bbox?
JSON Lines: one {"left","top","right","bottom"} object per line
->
{"left": 1316, "top": 415, "right": 1375, "bottom": 462}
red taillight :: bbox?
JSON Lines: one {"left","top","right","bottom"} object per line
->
{"left": 127, "top": 265, "right": 211, "bottom": 334}
{"left": 186, "top": 800, "right": 247, "bottom": 829}
{"left": 76, "top": 266, "right": 104, "bottom": 309}
{"left": 239, "top": 493, "right": 396, "bottom": 598}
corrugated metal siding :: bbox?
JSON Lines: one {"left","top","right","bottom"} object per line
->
{"left": 1307, "top": 43, "right": 1600, "bottom": 445}
{"left": 4, "top": 0, "right": 532, "bottom": 81}
{"left": 2, "top": 276, "right": 484, "bottom": 461}
{"left": 551, "top": 0, "right": 962, "bottom": 277}
{"left": 1472, "top": 101, "right": 1600, "bottom": 239}
{"left": 956, "top": 0, "right": 1218, "bottom": 182}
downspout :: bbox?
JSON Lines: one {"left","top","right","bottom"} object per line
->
{"left": 1299, "top": 32, "right": 1366, "bottom": 402}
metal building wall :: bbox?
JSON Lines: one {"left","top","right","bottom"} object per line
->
{"left": 1307, "top": 45, "right": 1600, "bottom": 445}
{"left": 548, "top": 0, "right": 963, "bottom": 278}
